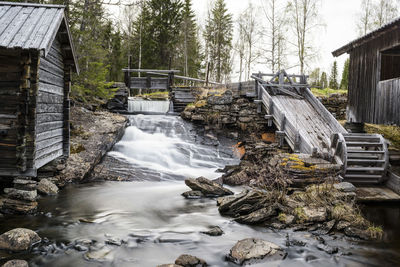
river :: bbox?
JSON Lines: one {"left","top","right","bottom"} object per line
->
{"left": 0, "top": 115, "right": 399, "bottom": 266}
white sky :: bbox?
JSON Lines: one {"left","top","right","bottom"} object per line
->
{"left": 110, "top": 0, "right": 364, "bottom": 81}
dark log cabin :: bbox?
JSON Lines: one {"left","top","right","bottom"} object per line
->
{"left": 0, "top": 2, "right": 78, "bottom": 178}
{"left": 333, "top": 19, "right": 400, "bottom": 126}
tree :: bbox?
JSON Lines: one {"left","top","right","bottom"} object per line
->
{"left": 261, "top": 0, "right": 288, "bottom": 73}
{"left": 373, "top": 0, "right": 398, "bottom": 28}
{"left": 309, "top": 68, "right": 320, "bottom": 87}
{"left": 340, "top": 58, "right": 350, "bottom": 90}
{"left": 357, "top": 0, "right": 374, "bottom": 36}
{"left": 204, "top": 0, "right": 233, "bottom": 82}
{"left": 237, "top": 2, "right": 260, "bottom": 80}
{"left": 132, "top": 0, "right": 184, "bottom": 70}
{"left": 329, "top": 61, "right": 339, "bottom": 89}
{"left": 176, "top": 0, "right": 202, "bottom": 78}
{"left": 320, "top": 71, "right": 328, "bottom": 89}
{"left": 288, "top": 0, "right": 322, "bottom": 74}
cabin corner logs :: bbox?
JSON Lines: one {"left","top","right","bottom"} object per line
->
{"left": 0, "top": 2, "right": 78, "bottom": 214}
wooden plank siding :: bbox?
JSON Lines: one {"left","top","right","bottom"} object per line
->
{"left": 347, "top": 27, "right": 400, "bottom": 125}
{"left": 35, "top": 38, "right": 64, "bottom": 169}
{"left": 0, "top": 49, "right": 20, "bottom": 170}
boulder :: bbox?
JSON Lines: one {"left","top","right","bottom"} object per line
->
{"left": 175, "top": 254, "right": 207, "bottom": 267}
{"left": 223, "top": 169, "right": 251, "bottom": 186}
{"left": 3, "top": 188, "right": 37, "bottom": 202}
{"left": 1, "top": 199, "right": 37, "bottom": 214}
{"left": 0, "top": 228, "right": 41, "bottom": 251}
{"left": 37, "top": 179, "right": 59, "bottom": 195}
{"left": 2, "top": 260, "right": 29, "bottom": 267}
{"left": 227, "top": 238, "right": 286, "bottom": 265}
{"left": 85, "top": 247, "right": 113, "bottom": 262}
{"left": 334, "top": 182, "right": 356, "bottom": 193}
{"left": 184, "top": 177, "right": 233, "bottom": 197}
{"left": 235, "top": 205, "right": 278, "bottom": 224}
{"left": 302, "top": 207, "right": 327, "bottom": 222}
{"left": 201, "top": 226, "right": 223, "bottom": 236}
{"left": 207, "top": 90, "right": 233, "bottom": 105}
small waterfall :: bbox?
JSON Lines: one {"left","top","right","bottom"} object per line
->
{"left": 128, "top": 98, "right": 170, "bottom": 113}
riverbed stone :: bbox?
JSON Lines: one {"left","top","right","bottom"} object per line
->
{"left": 334, "top": 182, "right": 356, "bottom": 193}
{"left": 3, "top": 188, "right": 37, "bottom": 202}
{"left": 227, "top": 238, "right": 285, "bottom": 265}
{"left": 175, "top": 254, "right": 207, "bottom": 267}
{"left": 0, "top": 228, "right": 41, "bottom": 251}
{"left": 1, "top": 199, "right": 38, "bottom": 214}
{"left": 37, "top": 179, "right": 59, "bottom": 195}
{"left": 185, "top": 177, "right": 233, "bottom": 197}
{"left": 201, "top": 226, "right": 223, "bottom": 236}
{"left": 302, "top": 207, "right": 327, "bottom": 222}
{"left": 2, "top": 260, "right": 29, "bottom": 267}
{"left": 235, "top": 205, "right": 278, "bottom": 224}
{"left": 85, "top": 247, "right": 113, "bottom": 262}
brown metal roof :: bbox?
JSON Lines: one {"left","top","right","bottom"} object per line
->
{"left": 332, "top": 17, "right": 400, "bottom": 57}
{"left": 0, "top": 1, "right": 78, "bottom": 73}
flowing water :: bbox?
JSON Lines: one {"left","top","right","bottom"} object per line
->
{"left": 128, "top": 98, "right": 170, "bottom": 113}
{"left": 0, "top": 115, "right": 400, "bottom": 267}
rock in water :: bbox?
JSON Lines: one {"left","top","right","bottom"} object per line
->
{"left": 184, "top": 177, "right": 233, "bottom": 197}
{"left": 2, "top": 260, "right": 29, "bottom": 267}
{"left": 201, "top": 226, "right": 224, "bottom": 236}
{"left": 175, "top": 254, "right": 207, "bottom": 267}
{"left": 157, "top": 265, "right": 183, "bottom": 267}
{"left": 227, "top": 238, "right": 286, "bottom": 265}
{"left": 0, "top": 228, "right": 41, "bottom": 251}
{"left": 181, "top": 191, "right": 204, "bottom": 199}
{"left": 37, "top": 179, "right": 59, "bottom": 195}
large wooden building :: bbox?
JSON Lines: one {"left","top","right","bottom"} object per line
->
{"left": 0, "top": 2, "right": 78, "bottom": 178}
{"left": 333, "top": 19, "right": 400, "bottom": 126}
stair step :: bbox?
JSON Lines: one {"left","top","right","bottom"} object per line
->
{"left": 347, "top": 159, "right": 386, "bottom": 163}
{"left": 346, "top": 167, "right": 385, "bottom": 172}
{"left": 344, "top": 174, "right": 383, "bottom": 179}
{"left": 347, "top": 150, "right": 384, "bottom": 154}
{"left": 346, "top": 142, "right": 383, "bottom": 147}
{"left": 347, "top": 155, "right": 381, "bottom": 160}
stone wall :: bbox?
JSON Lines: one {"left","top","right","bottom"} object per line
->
{"left": 318, "top": 94, "right": 347, "bottom": 120}
{"left": 181, "top": 90, "right": 268, "bottom": 138}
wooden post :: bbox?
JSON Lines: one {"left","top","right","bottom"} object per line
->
{"left": 63, "top": 65, "right": 72, "bottom": 158}
{"left": 168, "top": 71, "right": 174, "bottom": 92}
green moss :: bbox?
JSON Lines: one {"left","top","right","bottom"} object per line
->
{"left": 278, "top": 213, "right": 287, "bottom": 223}
{"left": 194, "top": 100, "right": 207, "bottom": 108}
{"left": 294, "top": 207, "right": 308, "bottom": 223}
{"left": 70, "top": 143, "right": 85, "bottom": 154}
{"left": 367, "top": 226, "right": 384, "bottom": 240}
{"left": 311, "top": 88, "right": 348, "bottom": 97}
{"left": 365, "top": 123, "right": 400, "bottom": 150}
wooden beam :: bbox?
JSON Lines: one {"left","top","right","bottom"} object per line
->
{"left": 122, "top": 69, "right": 180, "bottom": 73}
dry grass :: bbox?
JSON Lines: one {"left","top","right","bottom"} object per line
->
{"left": 365, "top": 123, "right": 400, "bottom": 150}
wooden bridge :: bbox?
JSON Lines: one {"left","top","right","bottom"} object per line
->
{"left": 252, "top": 70, "right": 390, "bottom": 184}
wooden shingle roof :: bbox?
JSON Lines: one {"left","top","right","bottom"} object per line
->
{"left": 0, "top": 1, "right": 78, "bottom": 72}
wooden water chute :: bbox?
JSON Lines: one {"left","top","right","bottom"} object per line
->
{"left": 0, "top": 2, "right": 78, "bottom": 178}
{"left": 251, "top": 70, "right": 390, "bottom": 184}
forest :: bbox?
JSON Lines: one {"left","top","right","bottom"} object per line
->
{"left": 6, "top": 0, "right": 400, "bottom": 101}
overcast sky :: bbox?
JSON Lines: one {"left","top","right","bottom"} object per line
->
{"left": 111, "top": 0, "right": 365, "bottom": 80}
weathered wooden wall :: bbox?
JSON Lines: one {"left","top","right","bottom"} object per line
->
{"left": 348, "top": 27, "right": 400, "bottom": 125}
{"left": 36, "top": 38, "right": 65, "bottom": 169}
{"left": 376, "top": 78, "right": 400, "bottom": 125}
{"left": 0, "top": 49, "right": 21, "bottom": 174}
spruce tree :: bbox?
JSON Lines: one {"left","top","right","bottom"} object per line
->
{"left": 340, "top": 58, "right": 350, "bottom": 90}
{"left": 320, "top": 72, "right": 328, "bottom": 89}
{"left": 204, "top": 0, "right": 233, "bottom": 83}
{"left": 329, "top": 61, "right": 339, "bottom": 89}
{"left": 176, "top": 0, "right": 202, "bottom": 78}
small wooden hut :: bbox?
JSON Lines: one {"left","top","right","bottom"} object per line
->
{"left": 0, "top": 2, "right": 78, "bottom": 178}
{"left": 333, "top": 19, "right": 400, "bottom": 126}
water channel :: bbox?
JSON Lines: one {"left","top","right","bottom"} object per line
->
{"left": 0, "top": 115, "right": 399, "bottom": 266}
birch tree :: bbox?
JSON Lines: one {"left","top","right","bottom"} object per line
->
{"left": 288, "top": 0, "right": 322, "bottom": 74}
{"left": 357, "top": 0, "right": 374, "bottom": 35}
{"left": 373, "top": 0, "right": 398, "bottom": 28}
{"left": 261, "top": 0, "right": 288, "bottom": 73}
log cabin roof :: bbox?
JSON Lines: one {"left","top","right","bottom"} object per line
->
{"left": 332, "top": 17, "right": 400, "bottom": 57}
{"left": 0, "top": 1, "right": 78, "bottom": 73}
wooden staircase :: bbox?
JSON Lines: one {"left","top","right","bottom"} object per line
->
{"left": 170, "top": 87, "right": 196, "bottom": 113}
{"left": 331, "top": 133, "right": 389, "bottom": 184}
